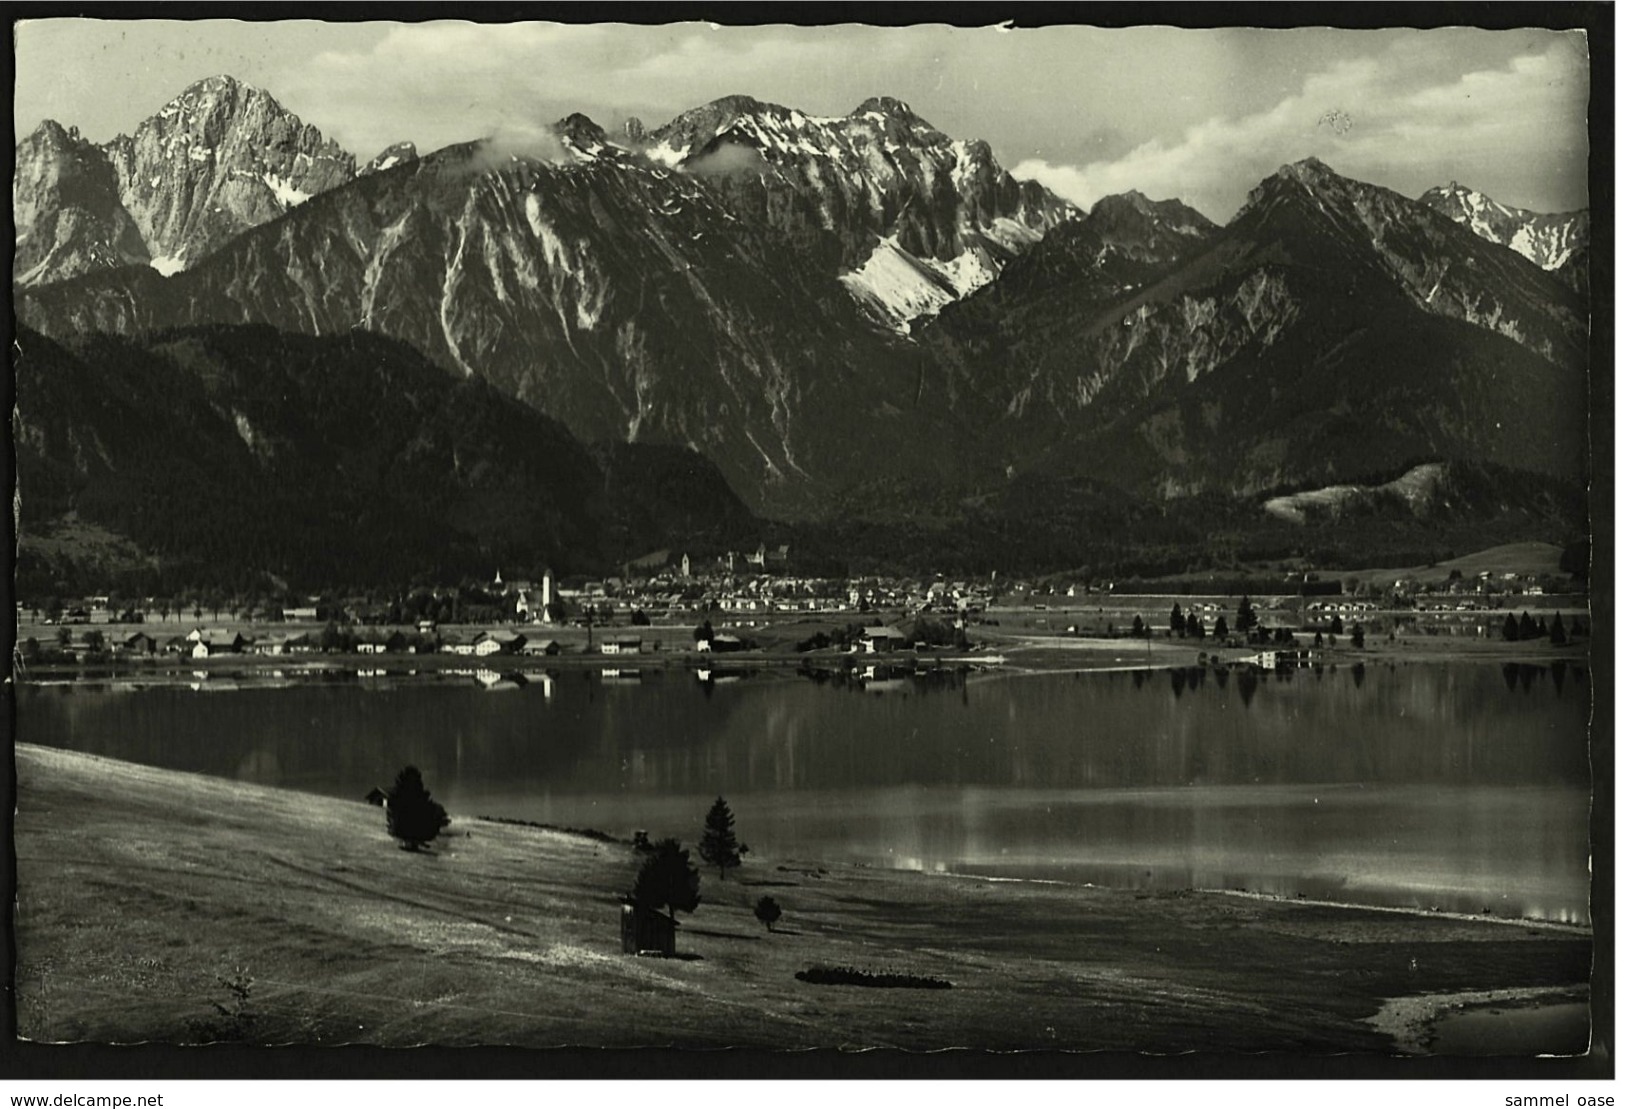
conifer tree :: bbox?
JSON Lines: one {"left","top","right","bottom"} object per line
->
{"left": 1169, "top": 604, "right": 1184, "bottom": 637}
{"left": 385, "top": 765, "right": 450, "bottom": 851}
{"left": 1236, "top": 595, "right": 1258, "bottom": 633}
{"left": 699, "top": 796, "right": 747, "bottom": 880}
{"left": 1504, "top": 613, "right": 1521, "bottom": 641}
{"left": 1550, "top": 613, "right": 1568, "bottom": 645}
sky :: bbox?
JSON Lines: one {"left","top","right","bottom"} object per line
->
{"left": 13, "top": 17, "right": 1593, "bottom": 221}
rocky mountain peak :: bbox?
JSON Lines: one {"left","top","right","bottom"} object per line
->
{"left": 711, "top": 92, "right": 775, "bottom": 115}
{"left": 179, "top": 73, "right": 246, "bottom": 95}
{"left": 360, "top": 141, "right": 418, "bottom": 176}
{"left": 158, "top": 74, "right": 285, "bottom": 132}
{"left": 555, "top": 112, "right": 609, "bottom": 147}
{"left": 1091, "top": 190, "right": 1160, "bottom": 220}
{"left": 1276, "top": 156, "right": 1340, "bottom": 186}
{"left": 1089, "top": 190, "right": 1214, "bottom": 232}
{"left": 1417, "top": 180, "right": 1589, "bottom": 278}
{"left": 15, "top": 118, "right": 149, "bottom": 286}
{"left": 853, "top": 95, "right": 918, "bottom": 119}
{"left": 91, "top": 74, "right": 357, "bottom": 275}
{"left": 25, "top": 119, "right": 87, "bottom": 149}
{"left": 1237, "top": 156, "right": 1358, "bottom": 218}
{"left": 655, "top": 94, "right": 792, "bottom": 139}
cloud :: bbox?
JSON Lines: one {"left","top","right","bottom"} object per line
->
{"left": 682, "top": 141, "right": 770, "bottom": 177}
{"left": 465, "top": 122, "right": 571, "bottom": 174}
{"left": 1013, "top": 38, "right": 1589, "bottom": 221}
{"left": 279, "top": 22, "right": 945, "bottom": 158}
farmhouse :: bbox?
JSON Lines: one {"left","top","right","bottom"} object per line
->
{"left": 121, "top": 631, "right": 158, "bottom": 655}
{"left": 860, "top": 625, "right": 908, "bottom": 653}
{"left": 601, "top": 636, "right": 644, "bottom": 656}
{"left": 474, "top": 630, "right": 526, "bottom": 657}
{"left": 190, "top": 633, "right": 246, "bottom": 659}
{"left": 253, "top": 632, "right": 312, "bottom": 656}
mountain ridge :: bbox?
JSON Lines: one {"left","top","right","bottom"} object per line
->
{"left": 920, "top": 157, "right": 1588, "bottom": 499}
{"left": 1418, "top": 180, "right": 1589, "bottom": 295}
{"left": 13, "top": 83, "right": 1591, "bottom": 557}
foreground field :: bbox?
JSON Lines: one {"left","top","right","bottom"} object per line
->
{"left": 14, "top": 745, "right": 1591, "bottom": 1053}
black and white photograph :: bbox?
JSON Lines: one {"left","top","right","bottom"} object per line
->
{"left": 7, "top": 7, "right": 1607, "bottom": 1084}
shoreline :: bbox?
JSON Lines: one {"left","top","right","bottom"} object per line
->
{"left": 1368, "top": 985, "right": 1592, "bottom": 1055}
{"left": 14, "top": 744, "right": 1592, "bottom": 1053}
{"left": 15, "top": 629, "right": 1591, "bottom": 684}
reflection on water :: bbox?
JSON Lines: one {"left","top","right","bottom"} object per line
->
{"left": 17, "top": 662, "right": 1592, "bottom": 922}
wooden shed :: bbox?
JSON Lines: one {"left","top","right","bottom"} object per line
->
{"left": 620, "top": 903, "right": 676, "bottom": 957}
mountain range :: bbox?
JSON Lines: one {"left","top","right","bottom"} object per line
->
{"left": 1418, "top": 181, "right": 1590, "bottom": 295}
{"left": 12, "top": 76, "right": 1593, "bottom": 589}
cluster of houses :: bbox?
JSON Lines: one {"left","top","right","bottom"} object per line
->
{"left": 110, "top": 627, "right": 572, "bottom": 660}
{"left": 104, "top": 626, "right": 736, "bottom": 660}
{"left": 1303, "top": 600, "right": 1381, "bottom": 615}
{"left": 541, "top": 564, "right": 1001, "bottom": 625}
{"left": 86, "top": 619, "right": 926, "bottom": 663}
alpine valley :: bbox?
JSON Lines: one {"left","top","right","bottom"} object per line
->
{"left": 13, "top": 76, "right": 1592, "bottom": 591}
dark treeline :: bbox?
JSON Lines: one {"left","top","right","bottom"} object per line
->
{"left": 14, "top": 326, "right": 759, "bottom": 597}
{"left": 14, "top": 326, "right": 1588, "bottom": 598}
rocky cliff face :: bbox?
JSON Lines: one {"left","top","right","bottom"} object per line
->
{"left": 14, "top": 121, "right": 150, "bottom": 285}
{"left": 15, "top": 76, "right": 356, "bottom": 285}
{"left": 1418, "top": 182, "right": 1589, "bottom": 285}
{"left": 104, "top": 75, "right": 356, "bottom": 274}
{"left": 639, "top": 94, "right": 1077, "bottom": 330}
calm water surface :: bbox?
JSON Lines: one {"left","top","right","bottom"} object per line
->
{"left": 17, "top": 661, "right": 1592, "bottom": 923}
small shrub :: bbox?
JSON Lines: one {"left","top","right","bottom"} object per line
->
{"left": 795, "top": 965, "right": 951, "bottom": 989}
{"left": 754, "top": 895, "right": 783, "bottom": 932}
{"left": 186, "top": 967, "right": 257, "bottom": 1042}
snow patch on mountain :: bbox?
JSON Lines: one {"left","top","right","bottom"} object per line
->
{"left": 148, "top": 253, "right": 187, "bottom": 276}
{"left": 840, "top": 237, "right": 959, "bottom": 331}
{"left": 646, "top": 140, "right": 691, "bottom": 168}
{"left": 1418, "top": 182, "right": 1588, "bottom": 273}
{"left": 261, "top": 173, "right": 311, "bottom": 209}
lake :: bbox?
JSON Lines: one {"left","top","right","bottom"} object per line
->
{"left": 16, "top": 660, "right": 1593, "bottom": 924}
